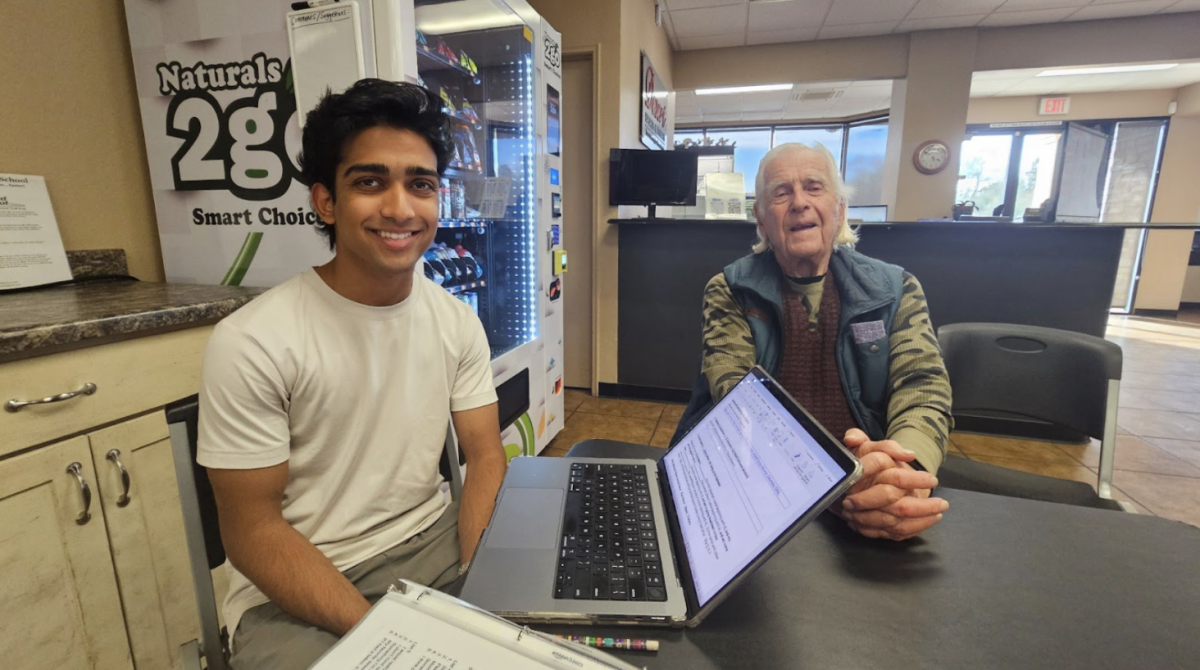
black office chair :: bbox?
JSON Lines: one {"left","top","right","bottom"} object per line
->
{"left": 937, "top": 323, "right": 1124, "bottom": 511}
{"left": 166, "top": 395, "right": 470, "bottom": 670}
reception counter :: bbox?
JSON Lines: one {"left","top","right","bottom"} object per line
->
{"left": 609, "top": 219, "right": 1197, "bottom": 401}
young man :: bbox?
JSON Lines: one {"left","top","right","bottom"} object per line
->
{"left": 197, "top": 80, "right": 507, "bottom": 670}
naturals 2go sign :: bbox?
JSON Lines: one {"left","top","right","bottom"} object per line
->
{"left": 640, "top": 52, "right": 668, "bottom": 151}
{"left": 158, "top": 53, "right": 299, "bottom": 202}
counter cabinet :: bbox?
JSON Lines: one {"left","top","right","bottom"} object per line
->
{"left": 1, "top": 326, "right": 216, "bottom": 670}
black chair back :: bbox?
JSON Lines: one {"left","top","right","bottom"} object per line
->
{"left": 165, "top": 395, "right": 226, "bottom": 570}
{"left": 938, "top": 322, "right": 1122, "bottom": 440}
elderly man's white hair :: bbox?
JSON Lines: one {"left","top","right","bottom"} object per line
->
{"left": 751, "top": 142, "right": 858, "bottom": 254}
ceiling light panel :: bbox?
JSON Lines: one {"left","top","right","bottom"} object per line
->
{"left": 696, "top": 83, "right": 795, "bottom": 95}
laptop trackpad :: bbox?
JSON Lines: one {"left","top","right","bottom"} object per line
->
{"left": 487, "top": 488, "right": 563, "bottom": 549}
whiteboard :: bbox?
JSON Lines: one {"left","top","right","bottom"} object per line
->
{"left": 287, "top": 1, "right": 366, "bottom": 127}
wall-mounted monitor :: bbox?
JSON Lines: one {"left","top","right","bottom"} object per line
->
{"left": 609, "top": 149, "right": 698, "bottom": 218}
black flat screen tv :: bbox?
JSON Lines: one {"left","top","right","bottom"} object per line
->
{"left": 609, "top": 149, "right": 698, "bottom": 218}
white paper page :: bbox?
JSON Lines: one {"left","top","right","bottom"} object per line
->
{"left": 0, "top": 174, "right": 72, "bottom": 290}
{"left": 310, "top": 595, "right": 625, "bottom": 670}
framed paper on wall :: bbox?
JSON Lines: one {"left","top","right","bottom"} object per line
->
{"left": 640, "top": 51, "right": 667, "bottom": 150}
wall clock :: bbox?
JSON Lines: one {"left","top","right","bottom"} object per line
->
{"left": 913, "top": 140, "right": 950, "bottom": 175}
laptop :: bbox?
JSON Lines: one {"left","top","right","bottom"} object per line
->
{"left": 460, "top": 367, "right": 863, "bottom": 627}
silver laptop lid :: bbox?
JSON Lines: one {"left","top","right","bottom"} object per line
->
{"left": 658, "top": 366, "right": 862, "bottom": 626}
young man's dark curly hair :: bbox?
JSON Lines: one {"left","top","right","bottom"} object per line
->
{"left": 298, "top": 79, "right": 453, "bottom": 250}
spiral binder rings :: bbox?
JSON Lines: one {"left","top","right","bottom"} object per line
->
{"left": 308, "top": 579, "right": 646, "bottom": 670}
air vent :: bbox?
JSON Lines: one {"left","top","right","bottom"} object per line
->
{"left": 792, "top": 90, "right": 844, "bottom": 101}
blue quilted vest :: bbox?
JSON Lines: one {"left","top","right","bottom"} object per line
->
{"left": 672, "top": 248, "right": 906, "bottom": 445}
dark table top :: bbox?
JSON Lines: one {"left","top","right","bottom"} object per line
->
{"left": 543, "top": 443, "right": 1200, "bottom": 670}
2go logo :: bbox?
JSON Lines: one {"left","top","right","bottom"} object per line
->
{"left": 160, "top": 54, "right": 300, "bottom": 201}
{"left": 543, "top": 34, "right": 561, "bottom": 77}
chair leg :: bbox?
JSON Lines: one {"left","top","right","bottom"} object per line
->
{"left": 1097, "top": 380, "right": 1120, "bottom": 500}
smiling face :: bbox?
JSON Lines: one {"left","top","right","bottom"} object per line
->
{"left": 311, "top": 125, "right": 440, "bottom": 305}
{"left": 755, "top": 148, "right": 845, "bottom": 278}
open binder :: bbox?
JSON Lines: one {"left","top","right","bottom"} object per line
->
{"left": 309, "top": 580, "right": 647, "bottom": 669}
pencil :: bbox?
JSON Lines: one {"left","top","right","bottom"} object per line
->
{"left": 554, "top": 634, "right": 660, "bottom": 651}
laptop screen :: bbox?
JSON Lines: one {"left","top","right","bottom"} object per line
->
{"left": 661, "top": 370, "right": 848, "bottom": 607}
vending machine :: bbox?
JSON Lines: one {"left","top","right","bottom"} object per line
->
{"left": 122, "top": 0, "right": 565, "bottom": 454}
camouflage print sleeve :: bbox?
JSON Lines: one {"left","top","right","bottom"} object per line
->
{"left": 885, "top": 272, "right": 954, "bottom": 475}
{"left": 701, "top": 273, "right": 758, "bottom": 403}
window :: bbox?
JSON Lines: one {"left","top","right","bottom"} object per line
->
{"left": 956, "top": 134, "right": 1014, "bottom": 218}
{"left": 677, "top": 118, "right": 888, "bottom": 198}
{"left": 773, "top": 126, "right": 844, "bottom": 167}
{"left": 674, "top": 129, "right": 704, "bottom": 147}
{"left": 1013, "top": 133, "right": 1061, "bottom": 218}
{"left": 705, "top": 128, "right": 772, "bottom": 195}
{"left": 844, "top": 121, "right": 888, "bottom": 206}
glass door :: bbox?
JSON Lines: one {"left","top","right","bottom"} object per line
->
{"left": 415, "top": 0, "right": 538, "bottom": 359}
{"left": 1101, "top": 120, "right": 1168, "bottom": 312}
{"left": 955, "top": 134, "right": 1013, "bottom": 218}
{"left": 1012, "top": 132, "right": 1062, "bottom": 219}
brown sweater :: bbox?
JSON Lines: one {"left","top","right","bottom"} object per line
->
{"left": 776, "top": 273, "right": 858, "bottom": 442}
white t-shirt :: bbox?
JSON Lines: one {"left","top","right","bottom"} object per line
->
{"left": 196, "top": 268, "right": 497, "bottom": 638}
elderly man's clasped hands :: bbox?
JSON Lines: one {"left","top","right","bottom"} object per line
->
{"left": 833, "top": 428, "right": 950, "bottom": 541}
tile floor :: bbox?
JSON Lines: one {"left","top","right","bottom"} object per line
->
{"left": 543, "top": 308, "right": 1200, "bottom": 529}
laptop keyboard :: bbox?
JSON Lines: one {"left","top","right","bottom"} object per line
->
{"left": 555, "top": 463, "right": 669, "bottom": 602}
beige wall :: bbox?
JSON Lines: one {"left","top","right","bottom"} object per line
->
{"left": 885, "top": 30, "right": 977, "bottom": 221}
{"left": 673, "top": 35, "right": 907, "bottom": 90}
{"left": 1137, "top": 116, "right": 1200, "bottom": 310}
{"left": 973, "top": 14, "right": 1200, "bottom": 72}
{"left": 966, "top": 90, "right": 1177, "bottom": 125}
{"left": 1176, "top": 81, "right": 1200, "bottom": 116}
{"left": 1, "top": 0, "right": 163, "bottom": 281}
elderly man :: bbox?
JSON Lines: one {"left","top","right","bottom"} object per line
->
{"left": 674, "top": 142, "right": 953, "bottom": 541}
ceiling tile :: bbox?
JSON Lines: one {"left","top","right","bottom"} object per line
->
{"left": 747, "top": 0, "right": 833, "bottom": 30}
{"left": 742, "top": 111, "right": 787, "bottom": 121}
{"left": 669, "top": 4, "right": 748, "bottom": 37}
{"left": 1065, "top": 0, "right": 1176, "bottom": 21}
{"left": 846, "top": 78, "right": 894, "bottom": 88}
{"left": 678, "top": 33, "right": 747, "bottom": 49}
{"left": 662, "top": 0, "right": 744, "bottom": 10}
{"left": 979, "top": 7, "right": 1079, "bottom": 25}
{"left": 969, "top": 79, "right": 1021, "bottom": 96}
{"left": 661, "top": 7, "right": 681, "bottom": 50}
{"left": 994, "top": 0, "right": 1087, "bottom": 9}
{"left": 972, "top": 68, "right": 1039, "bottom": 80}
{"left": 824, "top": 0, "right": 920, "bottom": 25}
{"left": 701, "top": 112, "right": 745, "bottom": 122}
{"left": 746, "top": 26, "right": 821, "bottom": 44}
{"left": 897, "top": 14, "right": 987, "bottom": 31}
{"left": 839, "top": 83, "right": 893, "bottom": 97}
{"left": 1160, "top": 0, "right": 1200, "bottom": 12}
{"left": 908, "top": 0, "right": 1005, "bottom": 19}
{"left": 817, "top": 20, "right": 900, "bottom": 38}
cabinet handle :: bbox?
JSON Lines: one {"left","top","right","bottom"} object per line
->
{"left": 106, "top": 449, "right": 132, "bottom": 507}
{"left": 5, "top": 382, "right": 97, "bottom": 413}
{"left": 66, "top": 462, "right": 92, "bottom": 525}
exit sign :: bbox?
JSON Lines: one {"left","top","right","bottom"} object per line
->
{"left": 1039, "top": 96, "right": 1071, "bottom": 115}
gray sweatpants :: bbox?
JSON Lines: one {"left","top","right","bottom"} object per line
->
{"left": 230, "top": 501, "right": 462, "bottom": 670}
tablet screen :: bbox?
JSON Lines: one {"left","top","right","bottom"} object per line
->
{"left": 662, "top": 370, "right": 847, "bottom": 607}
